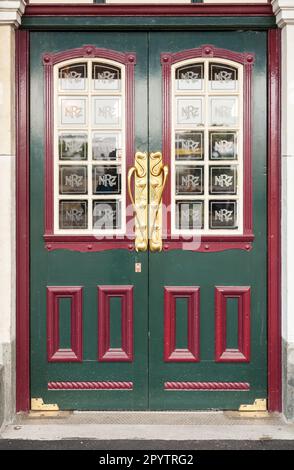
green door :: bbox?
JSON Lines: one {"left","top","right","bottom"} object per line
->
{"left": 30, "top": 30, "right": 267, "bottom": 411}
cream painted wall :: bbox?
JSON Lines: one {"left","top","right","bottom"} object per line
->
{"left": 0, "top": 26, "right": 15, "bottom": 156}
{"left": 0, "top": 25, "right": 15, "bottom": 352}
{"left": 281, "top": 23, "right": 294, "bottom": 344}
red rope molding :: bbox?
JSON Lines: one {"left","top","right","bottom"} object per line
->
{"left": 164, "top": 382, "right": 250, "bottom": 390}
{"left": 48, "top": 381, "right": 133, "bottom": 390}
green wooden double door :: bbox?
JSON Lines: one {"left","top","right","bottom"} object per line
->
{"left": 30, "top": 30, "right": 267, "bottom": 410}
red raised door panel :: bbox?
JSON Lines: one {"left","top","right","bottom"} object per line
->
{"left": 98, "top": 285, "right": 134, "bottom": 362}
{"left": 215, "top": 286, "right": 251, "bottom": 363}
{"left": 47, "top": 286, "right": 83, "bottom": 362}
{"left": 164, "top": 287, "right": 200, "bottom": 362}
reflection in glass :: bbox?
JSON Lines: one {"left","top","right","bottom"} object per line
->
{"left": 59, "top": 133, "right": 88, "bottom": 160}
{"left": 175, "top": 63, "right": 204, "bottom": 91}
{"left": 93, "top": 200, "right": 121, "bottom": 230}
{"left": 209, "top": 132, "right": 237, "bottom": 160}
{"left": 92, "top": 97, "right": 121, "bottom": 127}
{"left": 176, "top": 166, "right": 204, "bottom": 195}
{"left": 59, "top": 63, "right": 87, "bottom": 91}
{"left": 92, "top": 133, "right": 121, "bottom": 161}
{"left": 59, "top": 166, "right": 87, "bottom": 195}
{"left": 209, "top": 165, "right": 237, "bottom": 195}
{"left": 209, "top": 63, "right": 238, "bottom": 91}
{"left": 176, "top": 97, "right": 204, "bottom": 126}
{"left": 209, "top": 200, "right": 238, "bottom": 229}
{"left": 60, "top": 98, "right": 87, "bottom": 126}
{"left": 59, "top": 200, "right": 88, "bottom": 229}
{"left": 176, "top": 201, "right": 204, "bottom": 230}
{"left": 92, "top": 63, "right": 121, "bottom": 91}
{"left": 209, "top": 97, "right": 238, "bottom": 127}
{"left": 175, "top": 131, "right": 204, "bottom": 161}
{"left": 93, "top": 165, "right": 121, "bottom": 195}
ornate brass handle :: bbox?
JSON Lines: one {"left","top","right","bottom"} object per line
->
{"left": 127, "top": 152, "right": 148, "bottom": 252}
{"left": 149, "top": 152, "right": 169, "bottom": 252}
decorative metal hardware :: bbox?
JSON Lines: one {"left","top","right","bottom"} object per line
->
{"left": 127, "top": 152, "right": 148, "bottom": 252}
{"left": 31, "top": 398, "right": 59, "bottom": 411}
{"left": 149, "top": 152, "right": 169, "bottom": 252}
{"left": 239, "top": 398, "right": 267, "bottom": 412}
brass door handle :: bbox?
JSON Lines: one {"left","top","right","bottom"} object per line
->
{"left": 149, "top": 152, "right": 169, "bottom": 252}
{"left": 127, "top": 152, "right": 148, "bottom": 252}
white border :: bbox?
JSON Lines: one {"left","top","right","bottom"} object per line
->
{"left": 53, "top": 57, "right": 126, "bottom": 236}
{"left": 171, "top": 57, "right": 244, "bottom": 236}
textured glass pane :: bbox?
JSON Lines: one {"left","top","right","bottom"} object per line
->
{"left": 176, "top": 201, "right": 204, "bottom": 230}
{"left": 176, "top": 166, "right": 204, "bottom": 195}
{"left": 209, "top": 165, "right": 237, "bottom": 195}
{"left": 209, "top": 97, "right": 238, "bottom": 127}
{"left": 59, "top": 63, "right": 87, "bottom": 91}
{"left": 176, "top": 97, "right": 204, "bottom": 126}
{"left": 175, "top": 63, "right": 204, "bottom": 91}
{"left": 209, "top": 201, "right": 238, "bottom": 229}
{"left": 92, "top": 97, "right": 121, "bottom": 127}
{"left": 92, "top": 63, "right": 121, "bottom": 91}
{"left": 93, "top": 165, "right": 121, "bottom": 195}
{"left": 59, "top": 97, "right": 87, "bottom": 126}
{"left": 59, "top": 133, "right": 87, "bottom": 160}
{"left": 209, "top": 63, "right": 238, "bottom": 91}
{"left": 175, "top": 131, "right": 204, "bottom": 161}
{"left": 59, "top": 201, "right": 88, "bottom": 229}
{"left": 93, "top": 200, "right": 121, "bottom": 230}
{"left": 59, "top": 166, "right": 87, "bottom": 195}
{"left": 209, "top": 131, "right": 237, "bottom": 160}
{"left": 92, "top": 133, "right": 122, "bottom": 161}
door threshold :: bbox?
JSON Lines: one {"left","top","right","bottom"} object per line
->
{"left": 17, "top": 409, "right": 279, "bottom": 425}
{"left": 1, "top": 411, "right": 291, "bottom": 442}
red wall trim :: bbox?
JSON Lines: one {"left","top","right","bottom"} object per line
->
{"left": 215, "top": 286, "right": 251, "bottom": 363}
{"left": 47, "top": 286, "right": 83, "bottom": 362}
{"left": 98, "top": 286, "right": 134, "bottom": 362}
{"left": 160, "top": 44, "right": 254, "bottom": 251}
{"left": 268, "top": 29, "right": 282, "bottom": 412}
{"left": 48, "top": 381, "right": 133, "bottom": 390}
{"left": 164, "top": 382, "right": 250, "bottom": 391}
{"left": 164, "top": 286, "right": 200, "bottom": 362}
{"left": 16, "top": 30, "right": 30, "bottom": 412}
{"left": 25, "top": 4, "right": 273, "bottom": 18}
{"left": 43, "top": 46, "right": 136, "bottom": 251}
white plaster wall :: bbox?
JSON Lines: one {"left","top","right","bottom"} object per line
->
{"left": 281, "top": 24, "right": 294, "bottom": 345}
{"left": 0, "top": 158, "right": 15, "bottom": 350}
{"left": 0, "top": 25, "right": 15, "bottom": 351}
{"left": 0, "top": 25, "right": 15, "bottom": 156}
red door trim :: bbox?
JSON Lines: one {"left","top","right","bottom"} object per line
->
{"left": 15, "top": 28, "right": 282, "bottom": 412}
{"left": 16, "top": 30, "right": 30, "bottom": 412}
{"left": 24, "top": 4, "right": 273, "bottom": 18}
{"left": 267, "top": 28, "right": 282, "bottom": 412}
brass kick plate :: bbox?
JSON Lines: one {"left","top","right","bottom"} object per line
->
{"left": 31, "top": 397, "right": 59, "bottom": 411}
{"left": 239, "top": 398, "right": 267, "bottom": 412}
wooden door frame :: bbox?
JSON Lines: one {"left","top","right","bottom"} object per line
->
{"left": 15, "top": 12, "right": 281, "bottom": 413}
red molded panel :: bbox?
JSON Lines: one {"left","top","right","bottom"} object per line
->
{"left": 164, "top": 381, "right": 250, "bottom": 391}
{"left": 48, "top": 381, "right": 133, "bottom": 390}
{"left": 215, "top": 286, "right": 251, "bottom": 363}
{"left": 164, "top": 286, "right": 200, "bottom": 362}
{"left": 98, "top": 285, "right": 134, "bottom": 362}
{"left": 47, "top": 286, "right": 83, "bottom": 362}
